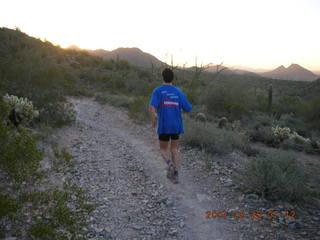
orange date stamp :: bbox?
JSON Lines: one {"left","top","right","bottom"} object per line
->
{"left": 204, "top": 209, "right": 297, "bottom": 220}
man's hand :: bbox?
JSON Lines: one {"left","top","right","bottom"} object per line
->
{"left": 151, "top": 121, "right": 156, "bottom": 130}
{"left": 149, "top": 106, "right": 157, "bottom": 136}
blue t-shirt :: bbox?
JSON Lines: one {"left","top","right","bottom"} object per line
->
{"left": 149, "top": 84, "right": 192, "bottom": 135}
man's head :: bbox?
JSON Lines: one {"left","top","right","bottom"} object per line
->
{"left": 162, "top": 68, "right": 174, "bottom": 83}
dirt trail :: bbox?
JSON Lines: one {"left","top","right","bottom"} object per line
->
{"left": 57, "top": 97, "right": 240, "bottom": 240}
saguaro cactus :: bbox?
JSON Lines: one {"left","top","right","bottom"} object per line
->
{"left": 268, "top": 84, "right": 273, "bottom": 115}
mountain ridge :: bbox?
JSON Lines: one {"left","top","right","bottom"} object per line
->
{"left": 88, "top": 47, "right": 164, "bottom": 68}
{"left": 261, "top": 64, "right": 318, "bottom": 81}
{"left": 67, "top": 45, "right": 319, "bottom": 81}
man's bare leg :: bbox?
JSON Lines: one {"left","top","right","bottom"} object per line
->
{"left": 170, "top": 139, "right": 180, "bottom": 170}
{"left": 170, "top": 139, "right": 180, "bottom": 183}
{"left": 159, "top": 140, "right": 170, "bottom": 164}
{"left": 160, "top": 140, "right": 176, "bottom": 180}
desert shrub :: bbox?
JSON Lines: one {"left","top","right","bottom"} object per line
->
{"left": 124, "top": 75, "right": 149, "bottom": 95}
{"left": 0, "top": 126, "right": 43, "bottom": 182}
{"left": 0, "top": 102, "right": 43, "bottom": 181}
{"left": 273, "top": 95, "right": 302, "bottom": 115}
{"left": 95, "top": 93, "right": 132, "bottom": 108}
{"left": 39, "top": 101, "right": 76, "bottom": 127}
{"left": 203, "top": 82, "right": 252, "bottom": 119}
{"left": 255, "top": 93, "right": 269, "bottom": 112}
{"left": 27, "top": 184, "right": 94, "bottom": 240}
{"left": 28, "top": 222, "right": 58, "bottom": 239}
{"left": 297, "top": 96, "right": 320, "bottom": 130}
{"left": 276, "top": 114, "right": 309, "bottom": 136}
{"left": 245, "top": 114, "right": 278, "bottom": 145}
{"left": 53, "top": 147, "right": 74, "bottom": 170}
{"left": 128, "top": 96, "right": 149, "bottom": 121}
{"left": 188, "top": 105, "right": 208, "bottom": 119}
{"left": 252, "top": 114, "right": 274, "bottom": 127}
{"left": 182, "top": 117, "right": 249, "bottom": 154}
{"left": 108, "top": 73, "right": 126, "bottom": 91}
{"left": 235, "top": 150, "right": 309, "bottom": 202}
{"left": 281, "top": 138, "right": 314, "bottom": 154}
{"left": 247, "top": 126, "right": 275, "bottom": 145}
{"left": 0, "top": 194, "right": 21, "bottom": 217}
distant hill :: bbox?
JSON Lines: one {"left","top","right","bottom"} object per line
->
{"left": 205, "top": 64, "right": 260, "bottom": 77}
{"left": 228, "top": 65, "right": 269, "bottom": 73}
{"left": 261, "top": 64, "right": 318, "bottom": 81}
{"left": 313, "top": 70, "right": 320, "bottom": 76}
{"left": 89, "top": 47, "right": 164, "bottom": 68}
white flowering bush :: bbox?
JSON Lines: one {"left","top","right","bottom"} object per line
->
{"left": 3, "top": 94, "right": 39, "bottom": 124}
{"left": 272, "top": 125, "right": 310, "bottom": 143}
{"left": 271, "top": 126, "right": 291, "bottom": 141}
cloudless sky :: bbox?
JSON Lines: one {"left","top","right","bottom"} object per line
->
{"left": 1, "top": 0, "right": 320, "bottom": 70}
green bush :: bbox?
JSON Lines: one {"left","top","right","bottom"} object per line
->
{"left": 188, "top": 104, "right": 209, "bottom": 120}
{"left": 0, "top": 102, "right": 43, "bottom": 181}
{"left": 0, "top": 127, "right": 43, "bottom": 182}
{"left": 235, "top": 150, "right": 309, "bottom": 201}
{"left": 245, "top": 114, "right": 277, "bottom": 145}
{"left": 203, "top": 82, "right": 252, "bottom": 119}
{"left": 281, "top": 138, "right": 314, "bottom": 153}
{"left": 39, "top": 101, "right": 76, "bottom": 127}
{"left": 27, "top": 185, "right": 94, "bottom": 240}
{"left": 297, "top": 96, "right": 320, "bottom": 130}
{"left": 128, "top": 96, "right": 149, "bottom": 121}
{"left": 124, "top": 71, "right": 150, "bottom": 95}
{"left": 248, "top": 125, "right": 275, "bottom": 145}
{"left": 182, "top": 117, "right": 249, "bottom": 154}
{"left": 28, "top": 222, "right": 57, "bottom": 240}
{"left": 0, "top": 194, "right": 21, "bottom": 217}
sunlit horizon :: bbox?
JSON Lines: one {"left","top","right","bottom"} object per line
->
{"left": 1, "top": 0, "right": 320, "bottom": 71}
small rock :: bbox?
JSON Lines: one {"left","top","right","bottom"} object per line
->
{"left": 213, "top": 169, "right": 219, "bottom": 175}
{"left": 132, "top": 225, "right": 143, "bottom": 231}
{"left": 169, "top": 228, "right": 178, "bottom": 236}
{"left": 179, "top": 221, "right": 185, "bottom": 228}
{"left": 312, "top": 216, "right": 320, "bottom": 221}
{"left": 246, "top": 193, "right": 259, "bottom": 200}
{"left": 224, "top": 179, "right": 234, "bottom": 187}
{"left": 238, "top": 195, "right": 245, "bottom": 202}
{"left": 196, "top": 193, "right": 210, "bottom": 202}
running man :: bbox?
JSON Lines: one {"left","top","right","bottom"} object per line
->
{"left": 148, "top": 68, "right": 192, "bottom": 184}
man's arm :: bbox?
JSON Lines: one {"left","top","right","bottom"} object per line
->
{"left": 181, "top": 92, "right": 192, "bottom": 113}
{"left": 148, "top": 106, "right": 157, "bottom": 130}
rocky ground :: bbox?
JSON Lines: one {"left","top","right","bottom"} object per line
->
{"left": 55, "top": 97, "right": 320, "bottom": 240}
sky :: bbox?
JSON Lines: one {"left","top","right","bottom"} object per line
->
{"left": 1, "top": 0, "right": 320, "bottom": 71}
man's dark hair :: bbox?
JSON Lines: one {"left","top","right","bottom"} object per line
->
{"left": 162, "top": 68, "right": 174, "bottom": 83}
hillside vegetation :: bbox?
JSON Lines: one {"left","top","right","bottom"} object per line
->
{"left": 0, "top": 27, "right": 319, "bottom": 238}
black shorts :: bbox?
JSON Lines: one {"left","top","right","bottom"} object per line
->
{"left": 159, "top": 134, "right": 180, "bottom": 142}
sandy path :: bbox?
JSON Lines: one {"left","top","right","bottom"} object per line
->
{"left": 57, "top": 97, "right": 239, "bottom": 240}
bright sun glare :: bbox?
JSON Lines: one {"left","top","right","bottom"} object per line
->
{"left": 1, "top": 0, "right": 320, "bottom": 70}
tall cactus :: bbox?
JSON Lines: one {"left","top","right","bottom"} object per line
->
{"left": 268, "top": 84, "right": 273, "bottom": 115}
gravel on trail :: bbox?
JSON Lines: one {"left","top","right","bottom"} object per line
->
{"left": 56, "top": 97, "right": 239, "bottom": 240}
{"left": 56, "top": 97, "right": 316, "bottom": 240}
